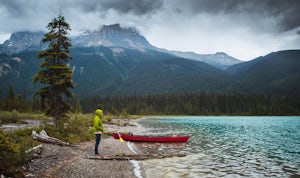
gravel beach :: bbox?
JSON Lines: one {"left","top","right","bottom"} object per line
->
{"left": 24, "top": 123, "right": 141, "bottom": 178}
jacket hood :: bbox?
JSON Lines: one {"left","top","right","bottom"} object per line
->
{"left": 95, "top": 109, "right": 103, "bottom": 116}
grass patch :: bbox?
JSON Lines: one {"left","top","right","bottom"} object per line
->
{"left": 0, "top": 111, "right": 46, "bottom": 125}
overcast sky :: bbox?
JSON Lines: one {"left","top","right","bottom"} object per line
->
{"left": 0, "top": 0, "right": 299, "bottom": 60}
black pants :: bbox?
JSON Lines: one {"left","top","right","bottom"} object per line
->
{"left": 95, "top": 134, "right": 101, "bottom": 154}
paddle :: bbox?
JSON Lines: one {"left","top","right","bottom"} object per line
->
{"left": 117, "top": 132, "right": 125, "bottom": 142}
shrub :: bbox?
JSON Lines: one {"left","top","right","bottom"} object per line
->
{"left": 40, "top": 113, "right": 94, "bottom": 143}
{"left": 0, "top": 128, "right": 39, "bottom": 177}
{"left": 11, "top": 109, "right": 19, "bottom": 123}
{"left": 0, "top": 111, "right": 11, "bottom": 124}
{"left": 104, "top": 114, "right": 113, "bottom": 123}
{"left": 0, "top": 130, "right": 20, "bottom": 168}
{"left": 120, "top": 109, "right": 129, "bottom": 119}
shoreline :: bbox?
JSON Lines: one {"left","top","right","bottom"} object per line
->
{"left": 25, "top": 120, "right": 144, "bottom": 178}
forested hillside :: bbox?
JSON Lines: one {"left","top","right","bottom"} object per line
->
{"left": 227, "top": 50, "right": 300, "bottom": 96}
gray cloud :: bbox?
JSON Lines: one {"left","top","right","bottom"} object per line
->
{"left": 61, "top": 0, "right": 164, "bottom": 16}
{"left": 1, "top": 0, "right": 164, "bottom": 17}
{"left": 2, "top": 0, "right": 299, "bottom": 32}
{"left": 0, "top": 0, "right": 28, "bottom": 17}
{"left": 0, "top": 0, "right": 164, "bottom": 35}
{"left": 0, "top": 0, "right": 299, "bottom": 60}
{"left": 99, "top": 0, "right": 163, "bottom": 15}
{"left": 171, "top": 0, "right": 300, "bottom": 32}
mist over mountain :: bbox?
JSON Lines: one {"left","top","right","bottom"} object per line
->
{"left": 72, "top": 24, "right": 155, "bottom": 50}
{"left": 0, "top": 24, "right": 299, "bottom": 98}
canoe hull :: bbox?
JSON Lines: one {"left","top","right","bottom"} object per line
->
{"left": 112, "top": 133, "right": 189, "bottom": 143}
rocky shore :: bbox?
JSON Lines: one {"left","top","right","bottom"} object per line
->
{"left": 24, "top": 123, "right": 141, "bottom": 178}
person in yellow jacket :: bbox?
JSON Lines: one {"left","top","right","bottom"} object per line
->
{"left": 94, "top": 109, "right": 104, "bottom": 155}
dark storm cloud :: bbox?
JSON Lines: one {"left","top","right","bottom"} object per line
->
{"left": 1, "top": 0, "right": 164, "bottom": 17}
{"left": 0, "top": 0, "right": 299, "bottom": 59}
{"left": 2, "top": 0, "right": 298, "bottom": 32}
{"left": 75, "top": 0, "right": 164, "bottom": 15}
{"left": 174, "top": 0, "right": 300, "bottom": 32}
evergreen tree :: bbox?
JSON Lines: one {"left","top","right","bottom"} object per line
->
{"left": 75, "top": 98, "right": 82, "bottom": 113}
{"left": 6, "top": 85, "right": 16, "bottom": 111}
{"left": 33, "top": 13, "right": 74, "bottom": 124}
{"left": 8, "top": 85, "right": 15, "bottom": 101}
{"left": 19, "top": 90, "right": 27, "bottom": 112}
{"left": 0, "top": 88, "right": 2, "bottom": 111}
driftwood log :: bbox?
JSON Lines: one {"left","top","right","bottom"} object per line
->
{"left": 25, "top": 144, "right": 43, "bottom": 153}
{"left": 32, "top": 130, "right": 71, "bottom": 146}
{"left": 87, "top": 153, "right": 187, "bottom": 160}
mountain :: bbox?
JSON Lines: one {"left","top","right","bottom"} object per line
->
{"left": 0, "top": 24, "right": 299, "bottom": 98}
{"left": 0, "top": 53, "right": 16, "bottom": 77}
{"left": 0, "top": 51, "right": 40, "bottom": 97}
{"left": 168, "top": 51, "right": 242, "bottom": 69}
{"left": 0, "top": 24, "right": 239, "bottom": 68}
{"left": 0, "top": 31, "right": 44, "bottom": 54}
{"left": 226, "top": 56, "right": 264, "bottom": 75}
{"left": 227, "top": 50, "right": 300, "bottom": 96}
{"left": 0, "top": 46, "right": 232, "bottom": 98}
{"left": 72, "top": 24, "right": 155, "bottom": 50}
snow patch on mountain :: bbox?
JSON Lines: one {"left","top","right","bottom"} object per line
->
{"left": 80, "top": 66, "right": 84, "bottom": 75}
{"left": 12, "top": 57, "right": 22, "bottom": 62}
{"left": 111, "top": 47, "right": 124, "bottom": 54}
{"left": 0, "top": 63, "right": 11, "bottom": 77}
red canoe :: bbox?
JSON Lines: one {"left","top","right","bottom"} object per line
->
{"left": 112, "top": 133, "right": 189, "bottom": 143}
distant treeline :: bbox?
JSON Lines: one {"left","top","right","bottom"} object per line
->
{"left": 80, "top": 93, "right": 300, "bottom": 116}
{"left": 1, "top": 86, "right": 299, "bottom": 115}
{"left": 0, "top": 86, "right": 38, "bottom": 113}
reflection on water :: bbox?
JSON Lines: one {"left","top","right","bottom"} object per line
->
{"left": 136, "top": 116, "right": 300, "bottom": 178}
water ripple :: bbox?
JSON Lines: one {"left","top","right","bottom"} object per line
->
{"left": 138, "top": 116, "right": 300, "bottom": 178}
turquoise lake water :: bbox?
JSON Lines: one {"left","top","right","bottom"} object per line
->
{"left": 135, "top": 116, "right": 300, "bottom": 178}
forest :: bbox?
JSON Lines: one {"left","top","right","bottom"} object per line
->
{"left": 79, "top": 92, "right": 300, "bottom": 116}
{"left": 1, "top": 85, "right": 299, "bottom": 116}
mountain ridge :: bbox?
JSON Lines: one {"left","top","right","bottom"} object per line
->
{"left": 72, "top": 24, "right": 155, "bottom": 50}
{"left": 0, "top": 24, "right": 299, "bottom": 98}
{"left": 227, "top": 50, "right": 300, "bottom": 95}
{"left": 0, "top": 31, "right": 44, "bottom": 54}
{"left": 0, "top": 24, "right": 241, "bottom": 68}
{"left": 167, "top": 50, "right": 242, "bottom": 69}
{"left": 0, "top": 46, "right": 233, "bottom": 98}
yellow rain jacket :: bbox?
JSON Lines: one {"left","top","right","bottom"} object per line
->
{"left": 93, "top": 109, "right": 104, "bottom": 133}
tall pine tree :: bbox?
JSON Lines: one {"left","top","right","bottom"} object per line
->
{"left": 33, "top": 13, "right": 74, "bottom": 124}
